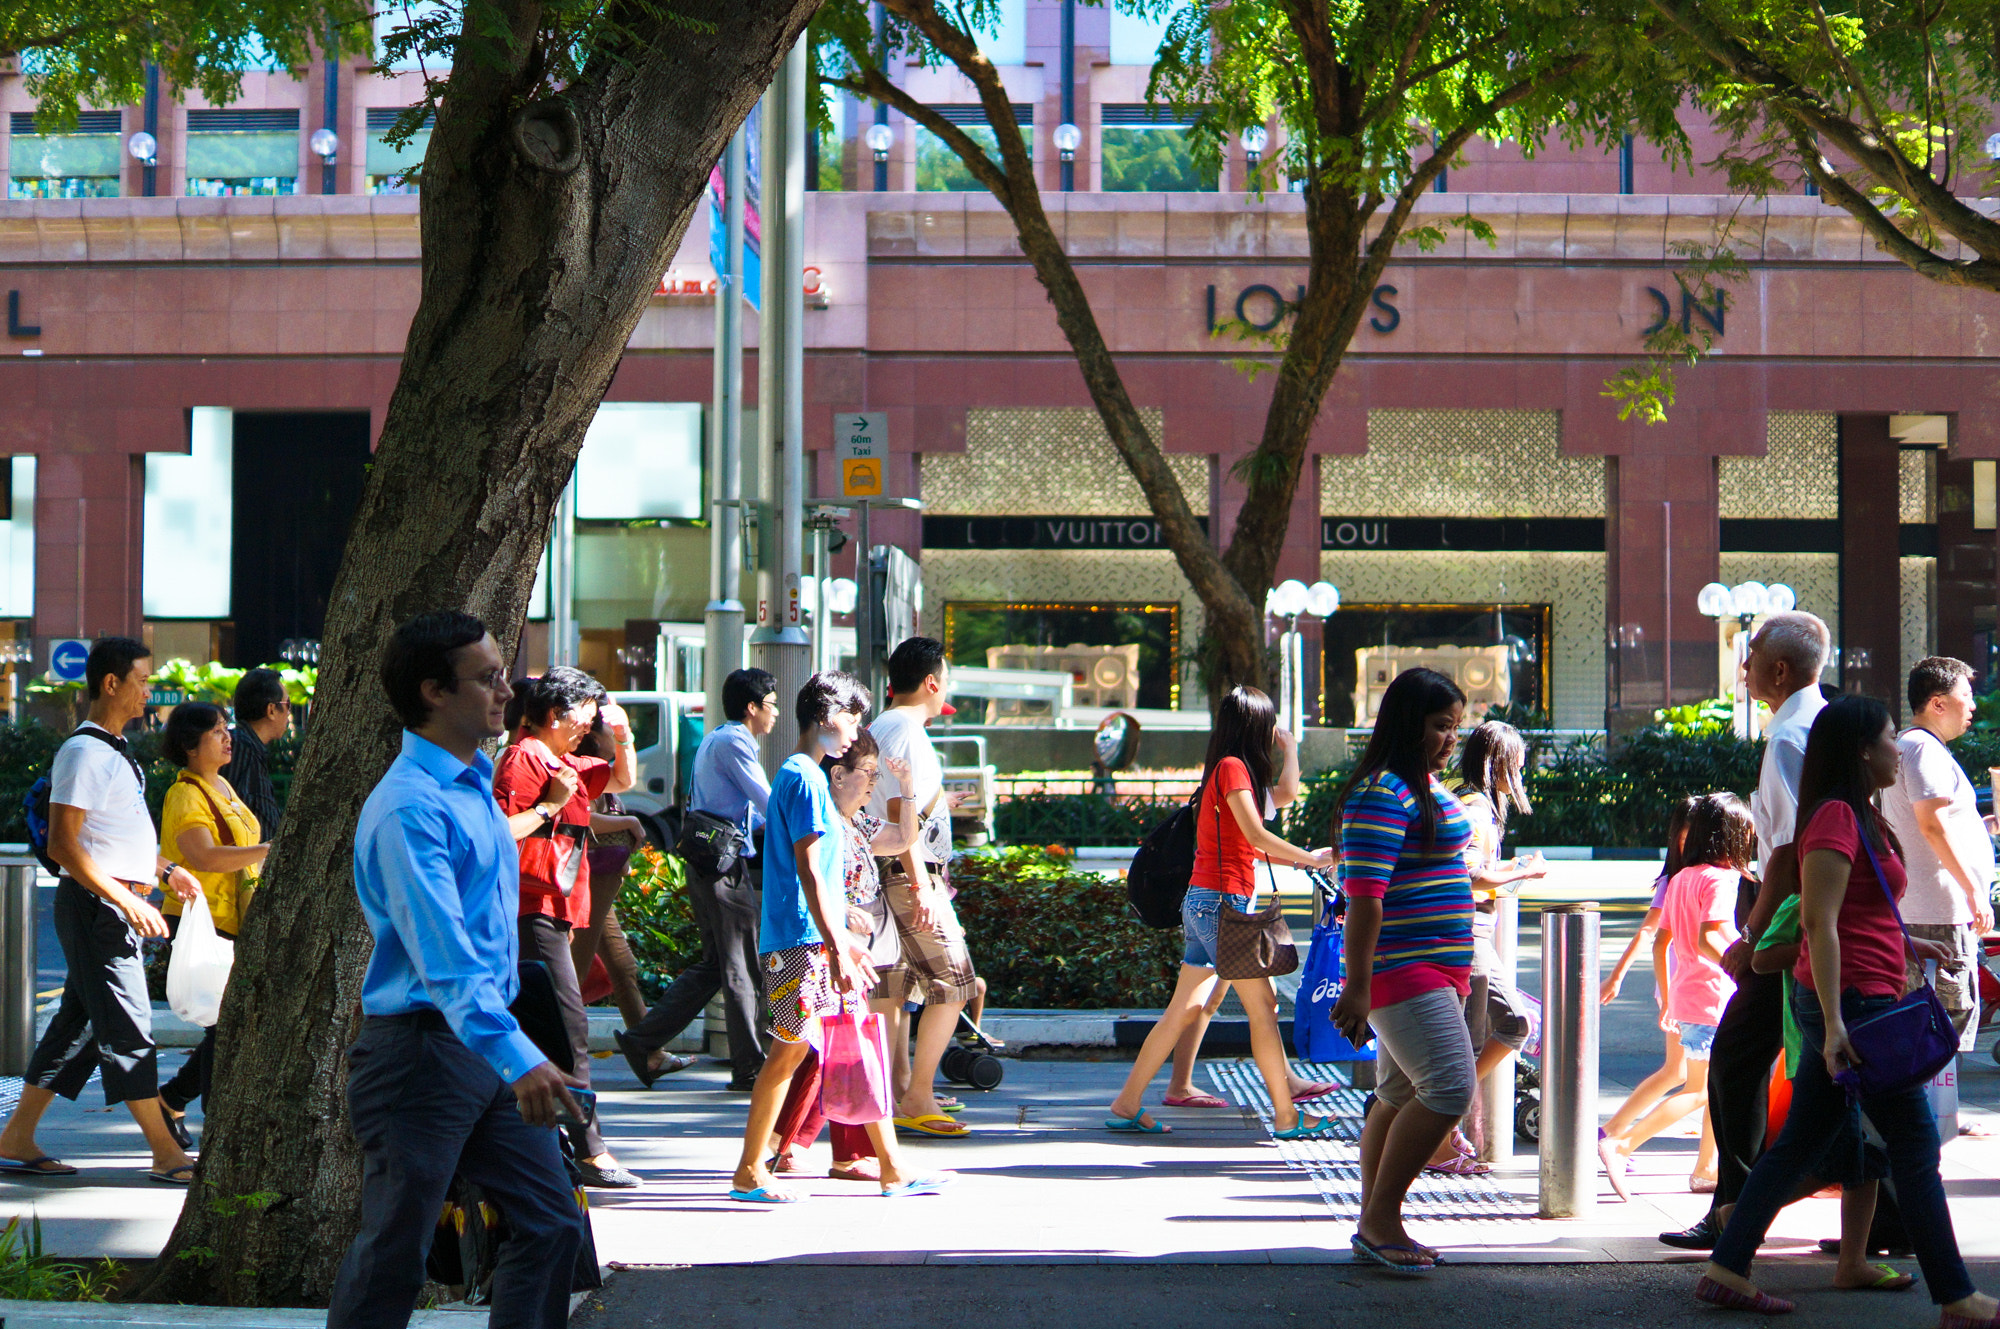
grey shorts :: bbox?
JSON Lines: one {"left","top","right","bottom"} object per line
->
{"left": 1369, "top": 985, "right": 1477, "bottom": 1118}
{"left": 1905, "top": 922, "right": 1981, "bottom": 1050}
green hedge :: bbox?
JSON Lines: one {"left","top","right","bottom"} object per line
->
{"left": 951, "top": 845, "right": 1182, "bottom": 1008}
{"left": 611, "top": 845, "right": 703, "bottom": 1001}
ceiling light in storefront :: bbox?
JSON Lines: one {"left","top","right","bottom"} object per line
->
{"left": 310, "top": 128, "right": 340, "bottom": 163}
{"left": 865, "top": 123, "right": 895, "bottom": 163}
{"left": 1241, "top": 124, "right": 1269, "bottom": 166}
{"left": 126, "top": 131, "right": 157, "bottom": 166}
{"left": 1306, "top": 580, "right": 1340, "bottom": 617}
{"left": 1269, "top": 579, "right": 1309, "bottom": 618}
{"left": 1053, "top": 122, "right": 1082, "bottom": 163}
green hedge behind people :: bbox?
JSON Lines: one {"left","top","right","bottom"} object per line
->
{"left": 0, "top": 636, "right": 201, "bottom": 1184}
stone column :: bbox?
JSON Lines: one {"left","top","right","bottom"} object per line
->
{"left": 1838, "top": 414, "right": 1903, "bottom": 710}
{"left": 1603, "top": 449, "right": 1721, "bottom": 722}
{"left": 1934, "top": 454, "right": 1994, "bottom": 684}
{"left": 33, "top": 452, "right": 145, "bottom": 641}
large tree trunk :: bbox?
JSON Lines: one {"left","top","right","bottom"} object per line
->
{"left": 125, "top": 0, "right": 820, "bottom": 1306}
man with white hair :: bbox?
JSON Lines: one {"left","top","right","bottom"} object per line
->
{"left": 1661, "top": 610, "right": 1827, "bottom": 1250}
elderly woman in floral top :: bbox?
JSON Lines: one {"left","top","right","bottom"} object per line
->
{"left": 767, "top": 730, "right": 922, "bottom": 1180}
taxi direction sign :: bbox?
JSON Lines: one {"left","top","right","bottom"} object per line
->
{"left": 48, "top": 639, "right": 90, "bottom": 683}
{"left": 835, "top": 412, "right": 887, "bottom": 498}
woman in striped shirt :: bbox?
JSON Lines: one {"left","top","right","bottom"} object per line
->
{"left": 1331, "top": 667, "right": 1476, "bottom": 1273}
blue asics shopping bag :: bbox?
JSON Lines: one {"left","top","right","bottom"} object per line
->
{"left": 1293, "top": 910, "right": 1375, "bottom": 1063}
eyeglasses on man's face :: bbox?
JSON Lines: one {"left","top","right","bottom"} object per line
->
{"left": 454, "top": 668, "right": 510, "bottom": 693}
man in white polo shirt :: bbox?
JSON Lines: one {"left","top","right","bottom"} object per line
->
{"left": 0, "top": 637, "right": 200, "bottom": 1182}
{"left": 1881, "top": 656, "right": 1995, "bottom": 1050}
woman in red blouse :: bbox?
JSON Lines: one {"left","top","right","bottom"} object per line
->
{"left": 1698, "top": 695, "right": 1998, "bottom": 1325}
{"left": 495, "top": 668, "right": 638, "bottom": 1188}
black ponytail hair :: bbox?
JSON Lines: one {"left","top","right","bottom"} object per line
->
{"left": 1335, "top": 667, "right": 1467, "bottom": 849}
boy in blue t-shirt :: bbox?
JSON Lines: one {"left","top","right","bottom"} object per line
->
{"left": 728, "top": 670, "right": 953, "bottom": 1205}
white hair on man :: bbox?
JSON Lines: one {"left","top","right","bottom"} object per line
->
{"left": 1757, "top": 610, "right": 1830, "bottom": 682}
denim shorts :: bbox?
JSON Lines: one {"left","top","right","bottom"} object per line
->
{"left": 1678, "top": 1020, "right": 1718, "bottom": 1060}
{"left": 1182, "top": 888, "right": 1237, "bottom": 968}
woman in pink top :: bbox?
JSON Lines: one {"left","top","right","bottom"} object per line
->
{"left": 1599, "top": 793, "right": 1751, "bottom": 1199}
{"left": 1698, "top": 695, "right": 2000, "bottom": 1323}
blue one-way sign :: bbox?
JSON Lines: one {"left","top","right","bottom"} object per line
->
{"left": 49, "top": 639, "right": 90, "bottom": 683}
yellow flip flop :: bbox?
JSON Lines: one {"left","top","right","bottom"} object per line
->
{"left": 894, "top": 1114, "right": 970, "bottom": 1138}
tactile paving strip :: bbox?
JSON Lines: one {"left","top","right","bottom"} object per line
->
{"left": 1208, "top": 1059, "right": 1540, "bottom": 1223}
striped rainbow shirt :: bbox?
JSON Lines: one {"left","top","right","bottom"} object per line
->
{"left": 1337, "top": 770, "right": 1475, "bottom": 1008}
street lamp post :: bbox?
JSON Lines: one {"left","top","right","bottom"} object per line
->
{"left": 1696, "top": 580, "right": 1796, "bottom": 739}
{"left": 1267, "top": 579, "right": 1339, "bottom": 736}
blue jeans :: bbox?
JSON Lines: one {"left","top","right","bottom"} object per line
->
{"left": 1710, "top": 986, "right": 1972, "bottom": 1306}
{"left": 1182, "top": 888, "right": 1232, "bottom": 968}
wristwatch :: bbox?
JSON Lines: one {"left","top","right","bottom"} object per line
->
{"left": 534, "top": 804, "right": 558, "bottom": 824}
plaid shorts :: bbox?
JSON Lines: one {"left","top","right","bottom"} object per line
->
{"left": 875, "top": 860, "right": 979, "bottom": 1007}
{"left": 762, "top": 944, "right": 837, "bottom": 1044}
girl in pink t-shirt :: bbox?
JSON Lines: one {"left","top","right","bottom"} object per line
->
{"left": 1599, "top": 792, "right": 1754, "bottom": 1200}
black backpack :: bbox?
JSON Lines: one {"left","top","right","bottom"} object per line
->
{"left": 1125, "top": 795, "right": 1201, "bottom": 928}
{"left": 23, "top": 727, "right": 147, "bottom": 877}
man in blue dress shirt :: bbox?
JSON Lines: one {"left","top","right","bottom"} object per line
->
{"left": 328, "top": 611, "right": 586, "bottom": 1329}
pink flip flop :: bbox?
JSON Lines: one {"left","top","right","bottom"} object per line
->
{"left": 1291, "top": 1081, "right": 1341, "bottom": 1103}
{"left": 1162, "top": 1092, "right": 1228, "bottom": 1108}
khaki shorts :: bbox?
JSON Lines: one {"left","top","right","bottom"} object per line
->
{"left": 1905, "top": 922, "right": 1981, "bottom": 1050}
{"left": 762, "top": 944, "right": 837, "bottom": 1044}
{"left": 875, "top": 860, "right": 979, "bottom": 1007}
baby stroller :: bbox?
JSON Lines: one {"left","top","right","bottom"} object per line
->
{"left": 1511, "top": 991, "right": 1546, "bottom": 1143}
{"left": 939, "top": 1010, "right": 1005, "bottom": 1091}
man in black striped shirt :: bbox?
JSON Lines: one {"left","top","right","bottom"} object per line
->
{"left": 222, "top": 668, "right": 289, "bottom": 835}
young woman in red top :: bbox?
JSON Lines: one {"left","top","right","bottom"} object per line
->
{"left": 1106, "top": 687, "right": 1334, "bottom": 1137}
{"left": 1698, "top": 695, "right": 1999, "bottom": 1324}
{"left": 495, "top": 667, "right": 638, "bottom": 1188}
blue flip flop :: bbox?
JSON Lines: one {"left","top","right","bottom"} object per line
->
{"left": 881, "top": 1173, "right": 956, "bottom": 1198}
{"left": 0, "top": 1155, "right": 77, "bottom": 1177}
{"left": 1350, "top": 1233, "right": 1434, "bottom": 1274}
{"left": 1105, "top": 1111, "right": 1170, "bottom": 1134}
{"left": 727, "top": 1185, "right": 800, "bottom": 1204}
{"left": 1273, "top": 1113, "right": 1337, "bottom": 1141}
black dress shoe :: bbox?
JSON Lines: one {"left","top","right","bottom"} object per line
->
{"left": 726, "top": 1076, "right": 759, "bottom": 1092}
{"left": 614, "top": 1029, "right": 661, "bottom": 1088}
{"left": 1660, "top": 1214, "right": 1722, "bottom": 1250}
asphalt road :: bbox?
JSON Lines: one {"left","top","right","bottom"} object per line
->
{"left": 577, "top": 1260, "right": 2000, "bottom": 1329}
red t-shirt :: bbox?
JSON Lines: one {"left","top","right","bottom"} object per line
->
{"left": 1189, "top": 756, "right": 1269, "bottom": 898}
{"left": 1792, "top": 799, "right": 1910, "bottom": 999}
{"left": 494, "top": 735, "right": 611, "bottom": 928}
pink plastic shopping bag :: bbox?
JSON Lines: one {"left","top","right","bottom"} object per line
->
{"left": 819, "top": 1007, "right": 894, "bottom": 1124}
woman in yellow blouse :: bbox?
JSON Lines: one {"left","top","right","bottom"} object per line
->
{"left": 157, "top": 702, "right": 271, "bottom": 1147}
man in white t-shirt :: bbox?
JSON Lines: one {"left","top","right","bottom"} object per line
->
{"left": 0, "top": 638, "right": 200, "bottom": 1182}
{"left": 1881, "top": 656, "right": 1996, "bottom": 1049}
{"left": 867, "top": 637, "right": 977, "bottom": 1137}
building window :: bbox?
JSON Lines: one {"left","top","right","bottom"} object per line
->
{"left": 8, "top": 111, "right": 121, "bottom": 199}
{"left": 1100, "top": 105, "right": 1214, "bottom": 191}
{"left": 917, "top": 104, "right": 1033, "bottom": 192}
{"left": 1329, "top": 604, "right": 1552, "bottom": 728}
{"left": 944, "top": 601, "right": 1181, "bottom": 712}
{"left": 143, "top": 409, "right": 233, "bottom": 620}
{"left": 366, "top": 106, "right": 431, "bottom": 194}
{"left": 185, "top": 109, "right": 299, "bottom": 196}
{"left": 814, "top": 97, "right": 845, "bottom": 191}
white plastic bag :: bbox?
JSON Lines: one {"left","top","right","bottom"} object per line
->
{"left": 166, "top": 888, "right": 234, "bottom": 1028}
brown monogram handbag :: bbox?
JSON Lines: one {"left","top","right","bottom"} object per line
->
{"left": 1208, "top": 785, "right": 1299, "bottom": 980}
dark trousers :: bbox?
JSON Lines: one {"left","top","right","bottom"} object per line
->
{"left": 626, "top": 858, "right": 764, "bottom": 1081}
{"left": 1705, "top": 967, "right": 1784, "bottom": 1210}
{"left": 1712, "top": 988, "right": 1972, "bottom": 1305}
{"left": 327, "top": 1015, "right": 584, "bottom": 1329}
{"left": 518, "top": 915, "right": 604, "bottom": 1159}
{"left": 24, "top": 878, "right": 157, "bottom": 1105}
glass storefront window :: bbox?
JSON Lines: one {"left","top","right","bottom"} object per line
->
{"left": 1325, "top": 603, "right": 1551, "bottom": 728}
{"left": 0, "top": 457, "right": 36, "bottom": 619}
{"left": 143, "top": 409, "right": 233, "bottom": 620}
{"left": 917, "top": 105, "right": 1033, "bottom": 191}
{"left": 943, "top": 601, "right": 1180, "bottom": 712}
{"left": 366, "top": 106, "right": 431, "bottom": 194}
{"left": 8, "top": 111, "right": 121, "bottom": 199}
{"left": 1100, "top": 106, "right": 1214, "bottom": 192}
{"left": 185, "top": 109, "right": 298, "bottom": 196}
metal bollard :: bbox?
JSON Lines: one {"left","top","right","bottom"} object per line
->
{"left": 1538, "top": 901, "right": 1600, "bottom": 1218}
{"left": 1474, "top": 893, "right": 1520, "bottom": 1163}
{"left": 0, "top": 857, "right": 40, "bottom": 1077}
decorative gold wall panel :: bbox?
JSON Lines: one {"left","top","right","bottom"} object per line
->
{"left": 1319, "top": 411, "right": 1601, "bottom": 518}
{"left": 1719, "top": 413, "right": 1837, "bottom": 520}
{"left": 921, "top": 408, "right": 1208, "bottom": 516}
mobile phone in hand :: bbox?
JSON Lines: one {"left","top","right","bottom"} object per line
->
{"left": 554, "top": 1088, "right": 596, "bottom": 1129}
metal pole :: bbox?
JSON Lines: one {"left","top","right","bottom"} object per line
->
{"left": 549, "top": 475, "right": 577, "bottom": 667}
{"left": 705, "top": 127, "right": 747, "bottom": 733}
{"left": 750, "top": 35, "right": 813, "bottom": 763}
{"left": 871, "top": 4, "right": 889, "bottom": 192}
{"left": 1475, "top": 892, "right": 1520, "bottom": 1163}
{"left": 142, "top": 64, "right": 159, "bottom": 197}
{"left": 0, "top": 859, "right": 39, "bottom": 1076}
{"left": 1059, "top": 0, "right": 1076, "bottom": 192}
{"left": 1538, "top": 902, "right": 1601, "bottom": 1217}
{"left": 322, "top": 28, "right": 339, "bottom": 195}
{"left": 855, "top": 501, "right": 874, "bottom": 700}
